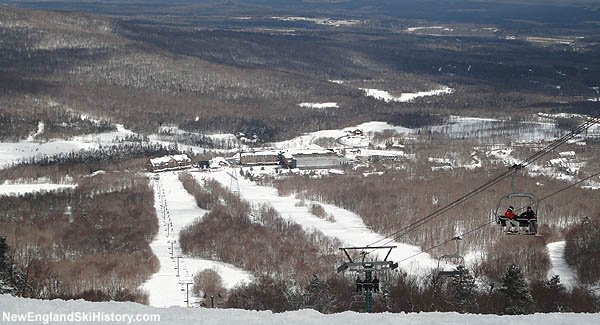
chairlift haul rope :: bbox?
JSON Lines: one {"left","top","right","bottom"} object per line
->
{"left": 365, "top": 112, "right": 600, "bottom": 250}
{"left": 394, "top": 167, "right": 600, "bottom": 266}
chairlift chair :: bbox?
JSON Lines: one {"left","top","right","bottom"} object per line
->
{"left": 437, "top": 236, "right": 465, "bottom": 277}
{"left": 494, "top": 168, "right": 540, "bottom": 234}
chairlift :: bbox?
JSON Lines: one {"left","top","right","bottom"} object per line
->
{"left": 338, "top": 246, "right": 396, "bottom": 313}
{"left": 437, "top": 236, "right": 465, "bottom": 277}
{"left": 494, "top": 166, "right": 540, "bottom": 234}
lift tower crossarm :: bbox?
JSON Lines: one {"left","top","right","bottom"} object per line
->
{"left": 337, "top": 246, "right": 398, "bottom": 312}
{"left": 337, "top": 246, "right": 397, "bottom": 273}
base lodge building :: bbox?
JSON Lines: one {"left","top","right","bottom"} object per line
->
{"left": 146, "top": 154, "right": 192, "bottom": 172}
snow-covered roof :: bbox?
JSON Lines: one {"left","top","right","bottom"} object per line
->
{"left": 558, "top": 151, "right": 575, "bottom": 158}
{"left": 295, "top": 156, "right": 342, "bottom": 168}
{"left": 171, "top": 154, "right": 191, "bottom": 163}
{"left": 284, "top": 149, "right": 335, "bottom": 156}
{"left": 210, "top": 157, "right": 230, "bottom": 168}
{"left": 357, "top": 150, "right": 406, "bottom": 158}
{"left": 240, "top": 151, "right": 280, "bottom": 157}
{"left": 148, "top": 154, "right": 191, "bottom": 167}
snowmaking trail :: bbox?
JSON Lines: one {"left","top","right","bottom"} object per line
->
{"left": 546, "top": 241, "right": 577, "bottom": 287}
{"left": 205, "top": 169, "right": 439, "bottom": 274}
{"left": 142, "top": 172, "right": 252, "bottom": 308}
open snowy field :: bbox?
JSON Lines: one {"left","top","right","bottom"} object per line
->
{"left": 0, "top": 124, "right": 133, "bottom": 168}
{"left": 2, "top": 294, "right": 599, "bottom": 325}
{"left": 360, "top": 86, "right": 454, "bottom": 103}
{"left": 0, "top": 182, "right": 76, "bottom": 196}
{"left": 272, "top": 121, "right": 413, "bottom": 149}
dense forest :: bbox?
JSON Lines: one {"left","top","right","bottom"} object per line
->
{"left": 1, "top": 4, "right": 599, "bottom": 142}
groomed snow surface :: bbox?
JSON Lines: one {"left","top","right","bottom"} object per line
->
{"left": 205, "top": 169, "right": 439, "bottom": 273}
{"left": 2, "top": 294, "right": 600, "bottom": 325}
{"left": 142, "top": 172, "right": 251, "bottom": 308}
{"left": 546, "top": 241, "right": 577, "bottom": 288}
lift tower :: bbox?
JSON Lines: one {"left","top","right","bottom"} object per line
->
{"left": 337, "top": 246, "right": 398, "bottom": 313}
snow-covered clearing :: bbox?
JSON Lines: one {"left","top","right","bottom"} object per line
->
{"left": 2, "top": 295, "right": 600, "bottom": 325}
{"left": 361, "top": 86, "right": 454, "bottom": 103}
{"left": 272, "top": 121, "right": 413, "bottom": 149}
{"left": 429, "top": 116, "right": 561, "bottom": 142}
{"left": 272, "top": 16, "right": 362, "bottom": 27}
{"left": 546, "top": 241, "right": 577, "bottom": 288}
{"left": 272, "top": 114, "right": 584, "bottom": 151}
{"left": 0, "top": 183, "right": 76, "bottom": 196}
{"left": 298, "top": 102, "right": 339, "bottom": 109}
{"left": 205, "top": 169, "right": 438, "bottom": 274}
{"left": 158, "top": 125, "right": 238, "bottom": 143}
{"left": 406, "top": 26, "right": 454, "bottom": 32}
{"left": 142, "top": 172, "right": 252, "bottom": 307}
{"left": 148, "top": 127, "right": 242, "bottom": 156}
{"left": 0, "top": 124, "right": 134, "bottom": 168}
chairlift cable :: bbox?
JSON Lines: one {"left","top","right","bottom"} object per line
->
{"left": 391, "top": 169, "right": 600, "bottom": 265}
{"left": 365, "top": 112, "right": 600, "bottom": 250}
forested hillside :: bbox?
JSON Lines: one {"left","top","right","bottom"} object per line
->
{"left": 1, "top": 0, "right": 599, "bottom": 317}
{"left": 1, "top": 3, "right": 599, "bottom": 142}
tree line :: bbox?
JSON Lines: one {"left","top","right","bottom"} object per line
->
{"left": 0, "top": 171, "right": 158, "bottom": 303}
{"left": 178, "top": 173, "right": 343, "bottom": 284}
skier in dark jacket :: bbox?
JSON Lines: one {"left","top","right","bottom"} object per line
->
{"left": 372, "top": 276, "right": 380, "bottom": 292}
{"left": 520, "top": 206, "right": 537, "bottom": 234}
{"left": 356, "top": 277, "right": 363, "bottom": 292}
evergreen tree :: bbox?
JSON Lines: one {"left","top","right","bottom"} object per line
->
{"left": 0, "top": 237, "right": 29, "bottom": 296}
{"left": 452, "top": 265, "right": 477, "bottom": 313}
{"left": 500, "top": 264, "right": 532, "bottom": 315}
{"left": 544, "top": 275, "right": 569, "bottom": 312}
{"left": 304, "top": 274, "right": 335, "bottom": 314}
{"left": 421, "top": 270, "right": 451, "bottom": 311}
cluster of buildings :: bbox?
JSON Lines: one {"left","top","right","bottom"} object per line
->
{"left": 238, "top": 149, "right": 344, "bottom": 169}
{"left": 147, "top": 147, "right": 407, "bottom": 172}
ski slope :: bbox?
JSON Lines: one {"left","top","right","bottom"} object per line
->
{"left": 205, "top": 169, "right": 439, "bottom": 274}
{"left": 0, "top": 182, "right": 76, "bottom": 196}
{"left": 546, "top": 241, "right": 577, "bottom": 288}
{"left": 2, "top": 294, "right": 599, "bottom": 325}
{"left": 142, "top": 172, "right": 252, "bottom": 307}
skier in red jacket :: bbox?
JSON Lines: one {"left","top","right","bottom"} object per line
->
{"left": 504, "top": 206, "right": 520, "bottom": 233}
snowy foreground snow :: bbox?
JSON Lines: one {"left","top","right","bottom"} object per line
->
{"left": 2, "top": 295, "right": 600, "bottom": 325}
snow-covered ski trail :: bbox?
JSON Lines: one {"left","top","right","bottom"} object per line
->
{"left": 205, "top": 169, "right": 438, "bottom": 273}
{"left": 546, "top": 241, "right": 577, "bottom": 288}
{"left": 142, "top": 172, "right": 252, "bottom": 307}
